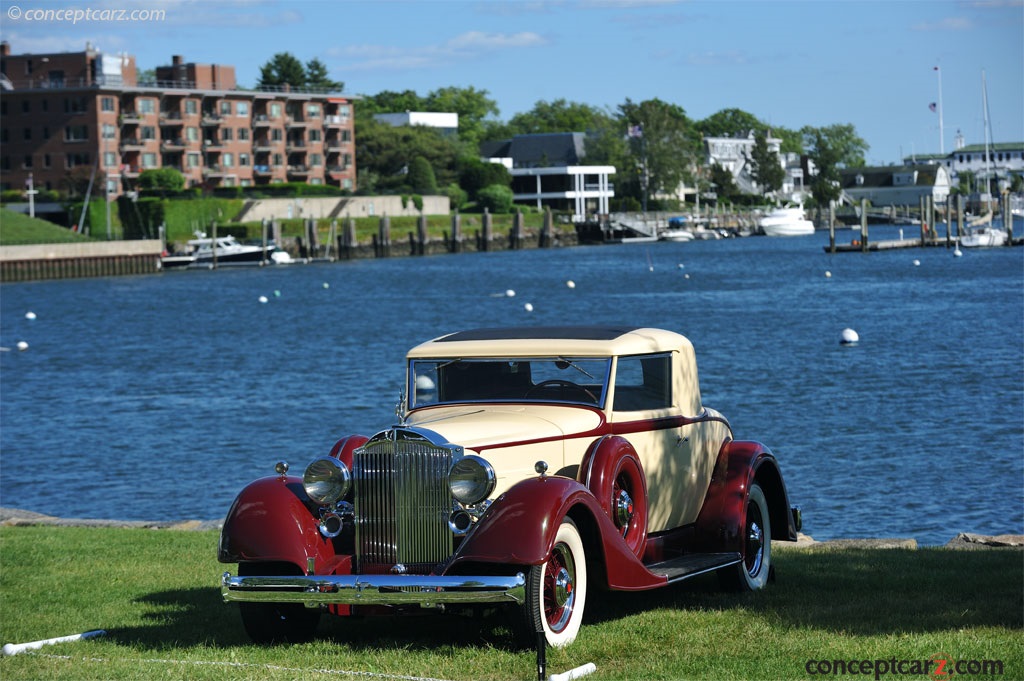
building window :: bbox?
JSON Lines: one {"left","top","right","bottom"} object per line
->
{"left": 310, "top": 153, "right": 322, "bottom": 167}
{"left": 21, "top": 100, "right": 30, "bottom": 113}
{"left": 23, "top": 127, "right": 31, "bottom": 141}
{"left": 220, "top": 101, "right": 232, "bottom": 116}
{"left": 222, "top": 153, "right": 233, "bottom": 167}
{"left": 43, "top": 154, "right": 51, "bottom": 168}
{"left": 339, "top": 105, "right": 350, "bottom": 117}
{"left": 141, "top": 126, "right": 156, "bottom": 140}
{"left": 23, "top": 155, "right": 33, "bottom": 168}
{"left": 270, "top": 102, "right": 282, "bottom": 118}
{"left": 186, "top": 153, "right": 200, "bottom": 168}
{"left": 186, "top": 126, "right": 199, "bottom": 141}
{"left": 236, "top": 102, "right": 248, "bottom": 117}
{"left": 142, "top": 153, "right": 158, "bottom": 168}
{"left": 239, "top": 153, "right": 250, "bottom": 166}
{"left": 342, "top": 178, "right": 353, "bottom": 189}
{"left": 271, "top": 128, "right": 282, "bottom": 141}
{"left": 104, "top": 151, "right": 117, "bottom": 167}
{"left": 237, "top": 128, "right": 249, "bottom": 141}
{"left": 102, "top": 123, "right": 117, "bottom": 139}
{"left": 185, "top": 100, "right": 198, "bottom": 114}
{"left": 66, "top": 153, "right": 91, "bottom": 168}
{"left": 64, "top": 126, "right": 89, "bottom": 142}
{"left": 272, "top": 153, "right": 283, "bottom": 166}
{"left": 341, "top": 129, "right": 351, "bottom": 142}
{"left": 309, "top": 129, "right": 322, "bottom": 142}
{"left": 138, "top": 99, "right": 155, "bottom": 114}
{"left": 102, "top": 97, "right": 115, "bottom": 112}
{"left": 64, "top": 97, "right": 88, "bottom": 113}
{"left": 221, "top": 128, "right": 233, "bottom": 141}
{"left": 306, "top": 104, "right": 320, "bottom": 118}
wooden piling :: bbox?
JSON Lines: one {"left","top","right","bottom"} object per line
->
{"left": 860, "top": 199, "right": 869, "bottom": 253}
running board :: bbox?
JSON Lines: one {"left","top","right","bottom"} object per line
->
{"left": 648, "top": 552, "right": 742, "bottom": 583}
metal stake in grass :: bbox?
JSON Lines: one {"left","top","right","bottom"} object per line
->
{"left": 2, "top": 629, "right": 106, "bottom": 656}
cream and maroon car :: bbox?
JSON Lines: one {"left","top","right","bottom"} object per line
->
{"left": 219, "top": 326, "right": 801, "bottom": 648}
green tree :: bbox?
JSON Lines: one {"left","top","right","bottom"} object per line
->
{"left": 617, "top": 98, "right": 702, "bottom": 207}
{"left": 476, "top": 184, "right": 514, "bottom": 213}
{"left": 354, "top": 118, "right": 459, "bottom": 194}
{"left": 408, "top": 156, "right": 438, "bottom": 195}
{"left": 802, "top": 123, "right": 869, "bottom": 205}
{"left": 708, "top": 162, "right": 740, "bottom": 201}
{"left": 458, "top": 158, "right": 511, "bottom": 200}
{"left": 304, "top": 58, "right": 343, "bottom": 92}
{"left": 356, "top": 90, "right": 424, "bottom": 120}
{"left": 698, "top": 108, "right": 765, "bottom": 139}
{"left": 257, "top": 52, "right": 306, "bottom": 88}
{"left": 748, "top": 131, "right": 785, "bottom": 198}
{"left": 505, "top": 99, "right": 613, "bottom": 135}
{"left": 138, "top": 168, "right": 185, "bottom": 193}
{"left": 423, "top": 86, "right": 499, "bottom": 148}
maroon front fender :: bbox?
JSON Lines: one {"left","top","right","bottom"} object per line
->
{"left": 217, "top": 475, "right": 334, "bottom": 571}
{"left": 448, "top": 475, "right": 667, "bottom": 591}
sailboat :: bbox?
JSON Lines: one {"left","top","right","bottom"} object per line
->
{"left": 961, "top": 70, "right": 1007, "bottom": 248}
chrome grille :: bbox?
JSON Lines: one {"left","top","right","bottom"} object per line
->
{"left": 352, "top": 428, "right": 456, "bottom": 573}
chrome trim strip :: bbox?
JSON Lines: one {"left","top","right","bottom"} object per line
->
{"left": 221, "top": 571, "right": 526, "bottom": 606}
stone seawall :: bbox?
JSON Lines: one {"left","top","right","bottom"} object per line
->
{"left": 0, "top": 240, "right": 164, "bottom": 282}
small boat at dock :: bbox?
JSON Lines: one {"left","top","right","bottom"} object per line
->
{"left": 162, "top": 233, "right": 281, "bottom": 269}
{"left": 759, "top": 206, "right": 815, "bottom": 237}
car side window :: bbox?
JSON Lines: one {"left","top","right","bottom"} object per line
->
{"left": 613, "top": 354, "right": 672, "bottom": 411}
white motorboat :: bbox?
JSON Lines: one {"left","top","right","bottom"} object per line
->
{"left": 659, "top": 228, "right": 695, "bottom": 242}
{"left": 960, "top": 226, "right": 1007, "bottom": 248}
{"left": 187, "top": 234, "right": 278, "bottom": 267}
{"left": 759, "top": 206, "right": 815, "bottom": 237}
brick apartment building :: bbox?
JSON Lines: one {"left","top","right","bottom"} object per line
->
{"left": 0, "top": 41, "right": 356, "bottom": 198}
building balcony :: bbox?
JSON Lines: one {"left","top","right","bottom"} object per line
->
{"left": 120, "top": 138, "right": 145, "bottom": 151}
{"left": 253, "top": 114, "right": 272, "bottom": 127}
{"left": 203, "top": 165, "right": 229, "bottom": 177}
{"left": 119, "top": 112, "right": 142, "bottom": 125}
{"left": 285, "top": 140, "right": 307, "bottom": 152}
{"left": 285, "top": 116, "right": 308, "bottom": 128}
{"left": 327, "top": 165, "right": 350, "bottom": 176}
{"left": 202, "top": 139, "right": 225, "bottom": 149}
{"left": 287, "top": 165, "right": 310, "bottom": 176}
{"left": 200, "top": 113, "right": 223, "bottom": 126}
{"left": 121, "top": 166, "right": 140, "bottom": 178}
{"left": 159, "top": 111, "right": 184, "bottom": 125}
{"left": 324, "top": 115, "right": 348, "bottom": 127}
{"left": 161, "top": 139, "right": 187, "bottom": 151}
{"left": 253, "top": 165, "right": 275, "bottom": 176}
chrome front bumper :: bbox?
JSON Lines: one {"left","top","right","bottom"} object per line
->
{"left": 221, "top": 572, "right": 527, "bottom": 607}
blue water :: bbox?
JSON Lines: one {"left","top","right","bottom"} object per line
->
{"left": 2, "top": 227, "right": 1022, "bottom": 546}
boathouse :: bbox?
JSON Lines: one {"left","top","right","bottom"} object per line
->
{"left": 839, "top": 165, "right": 951, "bottom": 207}
{"left": 480, "top": 133, "right": 615, "bottom": 222}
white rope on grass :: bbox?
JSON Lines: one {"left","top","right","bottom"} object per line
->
{"left": 16, "top": 652, "right": 456, "bottom": 681}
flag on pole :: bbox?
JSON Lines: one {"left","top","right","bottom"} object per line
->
{"left": 628, "top": 124, "right": 643, "bottom": 138}
{"left": 929, "top": 102, "right": 937, "bottom": 113}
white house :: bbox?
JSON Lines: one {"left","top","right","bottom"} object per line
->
{"left": 702, "top": 131, "right": 808, "bottom": 203}
{"left": 840, "top": 165, "right": 952, "bottom": 207}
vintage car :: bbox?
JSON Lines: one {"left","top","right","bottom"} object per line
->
{"left": 219, "top": 326, "right": 801, "bottom": 648}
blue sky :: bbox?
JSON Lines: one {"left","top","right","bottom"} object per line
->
{"left": 2, "top": 0, "right": 1021, "bottom": 165}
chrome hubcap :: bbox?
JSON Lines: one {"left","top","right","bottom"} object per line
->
{"left": 614, "top": 489, "right": 634, "bottom": 530}
{"left": 747, "top": 521, "right": 764, "bottom": 576}
{"left": 553, "top": 567, "right": 573, "bottom": 608}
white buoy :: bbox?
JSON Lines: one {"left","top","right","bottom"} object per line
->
{"left": 505, "top": 289, "right": 516, "bottom": 298}
{"left": 840, "top": 328, "right": 859, "bottom": 346}
{"left": 25, "top": 311, "right": 36, "bottom": 320}
{"left": 677, "top": 263, "right": 685, "bottom": 269}
{"left": 2, "top": 630, "right": 106, "bottom": 657}
{"left": 323, "top": 282, "right": 330, "bottom": 289}
{"left": 549, "top": 662, "right": 597, "bottom": 681}
{"left": 274, "top": 290, "right": 282, "bottom": 297}
{"left": 524, "top": 302, "right": 534, "bottom": 312}
{"left": 684, "top": 273, "right": 690, "bottom": 279}
{"left": 566, "top": 280, "right": 576, "bottom": 289}
{"left": 258, "top": 296, "right": 269, "bottom": 304}
{"left": 953, "top": 246, "right": 963, "bottom": 257}
{"left": 16, "top": 341, "right": 29, "bottom": 351}
{"left": 913, "top": 259, "right": 921, "bottom": 267}
{"left": 825, "top": 271, "right": 832, "bottom": 278}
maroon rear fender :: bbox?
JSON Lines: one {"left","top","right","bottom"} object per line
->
{"left": 692, "top": 440, "right": 797, "bottom": 553}
{"left": 217, "top": 475, "right": 334, "bottom": 571}
{"left": 448, "top": 474, "right": 667, "bottom": 591}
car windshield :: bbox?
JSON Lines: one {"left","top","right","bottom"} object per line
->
{"left": 409, "top": 357, "right": 612, "bottom": 408}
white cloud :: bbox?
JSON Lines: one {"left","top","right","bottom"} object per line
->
{"left": 911, "top": 16, "right": 974, "bottom": 31}
{"left": 327, "top": 30, "right": 548, "bottom": 72}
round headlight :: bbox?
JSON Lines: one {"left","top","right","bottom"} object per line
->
{"left": 302, "top": 456, "right": 351, "bottom": 506}
{"left": 449, "top": 455, "right": 496, "bottom": 505}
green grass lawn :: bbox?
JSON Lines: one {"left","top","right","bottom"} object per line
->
{"left": 0, "top": 526, "right": 1020, "bottom": 680}
{"left": 0, "top": 209, "right": 91, "bottom": 246}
